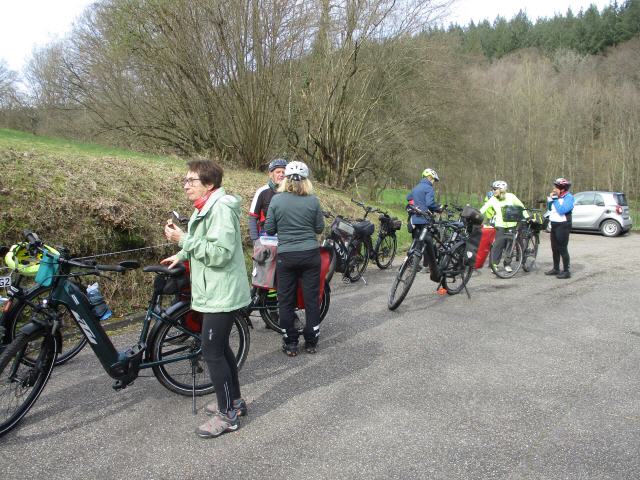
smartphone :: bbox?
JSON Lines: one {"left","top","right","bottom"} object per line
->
{"left": 171, "top": 210, "right": 188, "bottom": 226}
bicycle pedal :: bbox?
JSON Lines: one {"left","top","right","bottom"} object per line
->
{"left": 112, "top": 379, "right": 133, "bottom": 391}
{"left": 436, "top": 287, "right": 447, "bottom": 296}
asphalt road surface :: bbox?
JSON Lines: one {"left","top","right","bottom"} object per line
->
{"left": 2, "top": 232, "right": 639, "bottom": 480}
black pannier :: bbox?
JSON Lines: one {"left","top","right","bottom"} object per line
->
{"left": 461, "top": 205, "right": 484, "bottom": 225}
{"left": 353, "top": 220, "right": 375, "bottom": 237}
{"left": 503, "top": 205, "right": 525, "bottom": 222}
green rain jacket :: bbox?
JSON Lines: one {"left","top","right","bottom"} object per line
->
{"left": 176, "top": 188, "right": 251, "bottom": 313}
{"left": 480, "top": 192, "right": 528, "bottom": 228}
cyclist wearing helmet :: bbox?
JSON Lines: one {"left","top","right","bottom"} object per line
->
{"left": 545, "top": 177, "right": 574, "bottom": 279}
{"left": 406, "top": 168, "right": 442, "bottom": 277}
{"left": 248, "top": 158, "right": 288, "bottom": 242}
{"left": 480, "top": 180, "right": 527, "bottom": 273}
{"left": 264, "top": 160, "right": 324, "bottom": 356}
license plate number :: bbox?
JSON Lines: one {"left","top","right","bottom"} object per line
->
{"left": 0, "top": 276, "right": 11, "bottom": 288}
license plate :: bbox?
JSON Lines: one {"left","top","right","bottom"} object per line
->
{"left": 0, "top": 276, "right": 11, "bottom": 288}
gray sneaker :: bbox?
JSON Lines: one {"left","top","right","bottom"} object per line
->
{"left": 205, "top": 398, "right": 248, "bottom": 417}
{"left": 196, "top": 411, "right": 238, "bottom": 438}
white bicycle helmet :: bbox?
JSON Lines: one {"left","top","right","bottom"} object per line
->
{"left": 421, "top": 168, "right": 439, "bottom": 182}
{"left": 491, "top": 180, "right": 508, "bottom": 191}
{"left": 284, "top": 161, "right": 309, "bottom": 180}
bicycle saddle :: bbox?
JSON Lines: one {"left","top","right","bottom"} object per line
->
{"left": 143, "top": 264, "right": 186, "bottom": 276}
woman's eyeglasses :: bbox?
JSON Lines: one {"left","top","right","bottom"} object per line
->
{"left": 183, "top": 177, "right": 201, "bottom": 186}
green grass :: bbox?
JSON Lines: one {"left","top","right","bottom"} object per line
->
{"left": 0, "top": 128, "right": 170, "bottom": 163}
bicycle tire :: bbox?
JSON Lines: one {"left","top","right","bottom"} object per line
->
{"left": 5, "top": 285, "right": 87, "bottom": 366}
{"left": 522, "top": 234, "right": 540, "bottom": 272}
{"left": 375, "top": 235, "right": 397, "bottom": 270}
{"left": 490, "top": 238, "right": 523, "bottom": 279}
{"left": 260, "top": 282, "right": 331, "bottom": 332}
{"left": 0, "top": 329, "right": 57, "bottom": 437}
{"left": 346, "top": 240, "right": 370, "bottom": 282}
{"left": 442, "top": 242, "right": 474, "bottom": 295}
{"left": 388, "top": 253, "right": 421, "bottom": 310}
{"left": 149, "top": 306, "right": 249, "bottom": 396}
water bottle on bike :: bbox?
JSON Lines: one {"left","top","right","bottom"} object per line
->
{"left": 86, "top": 282, "right": 112, "bottom": 321}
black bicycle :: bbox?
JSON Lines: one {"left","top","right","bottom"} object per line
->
{"left": 1, "top": 271, "right": 88, "bottom": 366}
{"left": 388, "top": 205, "right": 475, "bottom": 310}
{"left": 489, "top": 207, "right": 545, "bottom": 278}
{"left": 0, "top": 231, "right": 250, "bottom": 437}
{"left": 323, "top": 210, "right": 374, "bottom": 283}
{"left": 351, "top": 199, "right": 401, "bottom": 270}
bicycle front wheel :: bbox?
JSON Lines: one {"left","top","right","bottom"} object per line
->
{"left": 388, "top": 253, "right": 421, "bottom": 310}
{"left": 522, "top": 234, "right": 540, "bottom": 272}
{"left": 149, "top": 307, "right": 250, "bottom": 396}
{"left": 490, "top": 239, "right": 523, "bottom": 279}
{"left": 346, "top": 240, "right": 370, "bottom": 282}
{"left": 5, "top": 285, "right": 87, "bottom": 366}
{"left": 441, "top": 243, "right": 474, "bottom": 295}
{"left": 0, "top": 329, "right": 57, "bottom": 437}
{"left": 375, "top": 235, "right": 397, "bottom": 270}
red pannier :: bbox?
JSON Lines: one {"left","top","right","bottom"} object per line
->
{"left": 296, "top": 248, "right": 331, "bottom": 309}
{"left": 475, "top": 226, "right": 496, "bottom": 269}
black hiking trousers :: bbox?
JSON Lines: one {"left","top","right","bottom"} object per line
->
{"left": 276, "top": 248, "right": 321, "bottom": 347}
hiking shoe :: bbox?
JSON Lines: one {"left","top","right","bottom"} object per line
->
{"left": 195, "top": 411, "right": 238, "bottom": 438}
{"left": 232, "top": 398, "right": 248, "bottom": 417}
{"left": 304, "top": 343, "right": 317, "bottom": 354}
{"left": 545, "top": 269, "right": 560, "bottom": 276}
{"left": 504, "top": 265, "right": 513, "bottom": 273}
{"left": 556, "top": 271, "right": 571, "bottom": 279}
{"left": 205, "top": 398, "right": 248, "bottom": 417}
{"left": 282, "top": 342, "right": 299, "bottom": 357}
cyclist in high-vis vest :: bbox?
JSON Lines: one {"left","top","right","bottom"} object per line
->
{"left": 480, "top": 180, "right": 528, "bottom": 273}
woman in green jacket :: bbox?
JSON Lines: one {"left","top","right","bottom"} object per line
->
{"left": 162, "top": 159, "right": 250, "bottom": 439}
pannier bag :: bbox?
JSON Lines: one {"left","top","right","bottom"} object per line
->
{"left": 461, "top": 205, "right": 484, "bottom": 225}
{"left": 390, "top": 217, "right": 402, "bottom": 231}
{"left": 333, "top": 218, "right": 355, "bottom": 238}
{"left": 296, "top": 247, "right": 331, "bottom": 309}
{"left": 251, "top": 236, "right": 278, "bottom": 289}
{"left": 503, "top": 205, "right": 525, "bottom": 222}
{"left": 528, "top": 211, "right": 549, "bottom": 231}
{"left": 464, "top": 224, "right": 483, "bottom": 268}
{"left": 353, "top": 220, "right": 375, "bottom": 238}
{"left": 475, "top": 225, "right": 496, "bottom": 269}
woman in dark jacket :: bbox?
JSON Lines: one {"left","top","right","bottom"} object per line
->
{"left": 264, "top": 161, "right": 324, "bottom": 356}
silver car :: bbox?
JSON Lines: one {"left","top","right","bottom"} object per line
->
{"left": 571, "top": 191, "right": 632, "bottom": 237}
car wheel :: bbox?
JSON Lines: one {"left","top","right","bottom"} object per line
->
{"left": 600, "top": 219, "right": 621, "bottom": 237}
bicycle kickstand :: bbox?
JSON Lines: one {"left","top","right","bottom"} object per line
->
{"left": 191, "top": 362, "right": 197, "bottom": 415}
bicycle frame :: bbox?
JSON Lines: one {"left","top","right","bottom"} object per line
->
{"left": 36, "top": 274, "right": 202, "bottom": 387}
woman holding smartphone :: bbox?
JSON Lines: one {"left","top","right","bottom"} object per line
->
{"left": 161, "top": 159, "right": 251, "bottom": 439}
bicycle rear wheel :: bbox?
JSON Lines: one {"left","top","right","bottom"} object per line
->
{"left": 441, "top": 243, "right": 474, "bottom": 295}
{"left": 490, "top": 239, "right": 523, "bottom": 279}
{"left": 260, "top": 282, "right": 331, "bottom": 333}
{"left": 346, "top": 240, "right": 370, "bottom": 283}
{"left": 149, "top": 307, "right": 250, "bottom": 396}
{"left": 5, "top": 285, "right": 87, "bottom": 366}
{"left": 0, "top": 329, "right": 57, "bottom": 437}
{"left": 388, "top": 253, "right": 421, "bottom": 310}
{"left": 522, "top": 234, "right": 540, "bottom": 272}
{"left": 375, "top": 235, "right": 397, "bottom": 270}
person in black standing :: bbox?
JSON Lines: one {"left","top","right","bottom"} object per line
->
{"left": 545, "top": 177, "right": 574, "bottom": 279}
{"left": 264, "top": 161, "right": 324, "bottom": 356}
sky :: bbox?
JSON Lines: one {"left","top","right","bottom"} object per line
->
{"left": 0, "top": 0, "right": 614, "bottom": 72}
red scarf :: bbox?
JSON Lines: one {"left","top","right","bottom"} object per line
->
{"left": 193, "top": 189, "right": 215, "bottom": 211}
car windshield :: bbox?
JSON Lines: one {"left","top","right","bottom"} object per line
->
{"left": 615, "top": 193, "right": 628, "bottom": 206}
